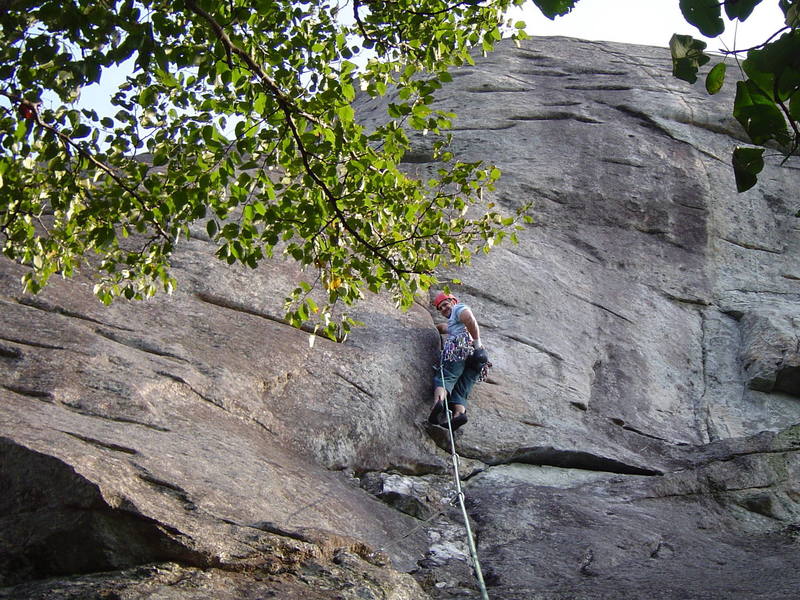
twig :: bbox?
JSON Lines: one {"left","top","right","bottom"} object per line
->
{"left": 719, "top": 26, "right": 790, "bottom": 55}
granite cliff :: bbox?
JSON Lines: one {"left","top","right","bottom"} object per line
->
{"left": 1, "top": 37, "right": 799, "bottom": 599}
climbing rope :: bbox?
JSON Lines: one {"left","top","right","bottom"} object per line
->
{"left": 438, "top": 360, "right": 491, "bottom": 600}
{"left": 376, "top": 353, "right": 491, "bottom": 598}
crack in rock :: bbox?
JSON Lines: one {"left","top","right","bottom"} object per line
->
{"left": 61, "top": 431, "right": 139, "bottom": 455}
{"left": 566, "top": 291, "right": 634, "bottom": 324}
{"left": 507, "top": 112, "right": 603, "bottom": 124}
{"left": 94, "top": 328, "right": 189, "bottom": 363}
{"left": 0, "top": 334, "right": 65, "bottom": 351}
{"left": 720, "top": 236, "right": 784, "bottom": 254}
{"left": 608, "top": 418, "right": 678, "bottom": 444}
{"left": 196, "top": 292, "right": 321, "bottom": 336}
{"left": 136, "top": 469, "right": 197, "bottom": 511}
{"left": 2, "top": 384, "right": 54, "bottom": 401}
{"left": 334, "top": 372, "right": 376, "bottom": 400}
{"left": 17, "top": 297, "right": 133, "bottom": 331}
{"left": 57, "top": 406, "right": 171, "bottom": 432}
{"left": 502, "top": 333, "right": 564, "bottom": 362}
{"left": 492, "top": 446, "right": 661, "bottom": 476}
{"left": 0, "top": 344, "right": 22, "bottom": 359}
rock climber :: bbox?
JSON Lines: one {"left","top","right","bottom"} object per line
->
{"left": 429, "top": 292, "right": 490, "bottom": 431}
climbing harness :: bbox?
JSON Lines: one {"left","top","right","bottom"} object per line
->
{"left": 437, "top": 359, "right": 491, "bottom": 600}
{"left": 441, "top": 331, "right": 473, "bottom": 362}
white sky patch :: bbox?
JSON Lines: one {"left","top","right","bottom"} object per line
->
{"left": 507, "top": 0, "right": 787, "bottom": 52}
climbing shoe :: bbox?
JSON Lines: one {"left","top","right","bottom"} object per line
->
{"left": 451, "top": 413, "right": 468, "bottom": 431}
{"left": 428, "top": 402, "right": 445, "bottom": 425}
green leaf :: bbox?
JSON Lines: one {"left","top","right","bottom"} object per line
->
{"left": 336, "top": 103, "right": 355, "bottom": 123}
{"left": 72, "top": 124, "right": 91, "bottom": 139}
{"left": 732, "top": 147, "right": 764, "bottom": 192}
{"left": 790, "top": 93, "right": 800, "bottom": 121}
{"left": 734, "top": 80, "right": 789, "bottom": 145}
{"left": 532, "top": 0, "right": 578, "bottom": 19}
{"left": 253, "top": 93, "right": 268, "bottom": 114}
{"left": 786, "top": 2, "right": 800, "bottom": 28}
{"left": 138, "top": 87, "right": 157, "bottom": 107}
{"left": 679, "top": 0, "right": 725, "bottom": 37}
{"left": 341, "top": 82, "right": 355, "bottom": 102}
{"left": 725, "top": 0, "right": 763, "bottom": 21}
{"left": 670, "top": 34, "right": 710, "bottom": 84}
{"left": 705, "top": 62, "right": 726, "bottom": 95}
{"left": 743, "top": 32, "right": 800, "bottom": 101}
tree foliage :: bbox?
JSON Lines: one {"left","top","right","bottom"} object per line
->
{"left": 0, "top": 0, "right": 532, "bottom": 340}
{"left": 670, "top": 0, "right": 800, "bottom": 191}
{"left": 2, "top": 0, "right": 795, "bottom": 341}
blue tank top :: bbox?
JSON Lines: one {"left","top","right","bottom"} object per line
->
{"left": 447, "top": 304, "right": 470, "bottom": 338}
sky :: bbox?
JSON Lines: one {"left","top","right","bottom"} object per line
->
{"left": 508, "top": 0, "right": 787, "bottom": 52}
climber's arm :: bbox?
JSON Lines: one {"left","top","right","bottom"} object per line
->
{"left": 458, "top": 307, "right": 482, "bottom": 348}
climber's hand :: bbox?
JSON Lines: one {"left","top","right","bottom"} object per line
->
{"left": 468, "top": 347, "right": 489, "bottom": 368}
{"left": 433, "top": 386, "right": 447, "bottom": 406}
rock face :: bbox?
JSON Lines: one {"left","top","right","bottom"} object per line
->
{"left": 2, "top": 37, "right": 800, "bottom": 599}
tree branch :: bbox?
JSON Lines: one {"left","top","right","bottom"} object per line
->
{"left": 352, "top": 0, "right": 375, "bottom": 44}
{"left": 773, "top": 74, "right": 800, "bottom": 158}
{"left": 185, "top": 0, "right": 417, "bottom": 276}
{"left": 183, "top": 0, "right": 318, "bottom": 125}
{"left": 281, "top": 110, "right": 418, "bottom": 275}
{"left": 1, "top": 91, "right": 172, "bottom": 243}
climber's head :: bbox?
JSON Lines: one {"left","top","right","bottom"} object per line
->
{"left": 433, "top": 292, "right": 457, "bottom": 317}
